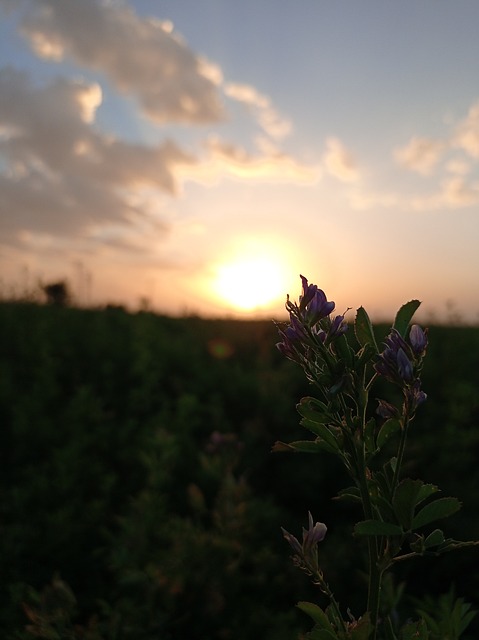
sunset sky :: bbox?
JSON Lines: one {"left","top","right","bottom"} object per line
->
{"left": 1, "top": 1, "right": 479, "bottom": 322}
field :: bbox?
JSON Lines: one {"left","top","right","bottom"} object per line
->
{"left": 1, "top": 302, "right": 479, "bottom": 639}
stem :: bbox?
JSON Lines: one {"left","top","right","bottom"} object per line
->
{"left": 391, "top": 412, "right": 411, "bottom": 497}
{"left": 357, "top": 457, "right": 382, "bottom": 636}
{"left": 354, "top": 379, "right": 382, "bottom": 636}
{"left": 314, "top": 572, "right": 348, "bottom": 635}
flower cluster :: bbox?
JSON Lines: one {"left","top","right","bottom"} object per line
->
{"left": 375, "top": 324, "right": 428, "bottom": 414}
{"left": 276, "top": 275, "right": 348, "bottom": 364}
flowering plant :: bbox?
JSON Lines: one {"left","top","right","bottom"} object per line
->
{"left": 275, "top": 275, "right": 478, "bottom": 640}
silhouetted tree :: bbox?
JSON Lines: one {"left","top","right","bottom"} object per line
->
{"left": 43, "top": 281, "right": 70, "bottom": 307}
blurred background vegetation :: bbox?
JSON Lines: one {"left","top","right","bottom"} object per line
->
{"left": 1, "top": 298, "right": 479, "bottom": 639}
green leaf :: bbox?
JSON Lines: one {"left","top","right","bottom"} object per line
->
{"left": 300, "top": 419, "right": 340, "bottom": 453}
{"left": 354, "top": 306, "right": 379, "bottom": 352}
{"left": 335, "top": 486, "right": 361, "bottom": 503}
{"left": 393, "top": 478, "right": 425, "bottom": 531}
{"left": 271, "top": 441, "right": 296, "bottom": 453}
{"left": 355, "top": 520, "right": 403, "bottom": 536}
{"left": 375, "top": 495, "right": 396, "bottom": 522}
{"left": 424, "top": 529, "right": 445, "bottom": 548}
{"left": 393, "top": 300, "right": 421, "bottom": 337}
{"left": 416, "top": 483, "right": 440, "bottom": 505}
{"left": 333, "top": 333, "right": 354, "bottom": 367}
{"left": 377, "top": 418, "right": 401, "bottom": 450}
{"left": 412, "top": 497, "right": 461, "bottom": 529}
{"left": 356, "top": 343, "right": 377, "bottom": 369}
{"left": 297, "top": 602, "right": 334, "bottom": 631}
{"left": 289, "top": 440, "right": 337, "bottom": 454}
{"left": 297, "top": 397, "right": 332, "bottom": 423}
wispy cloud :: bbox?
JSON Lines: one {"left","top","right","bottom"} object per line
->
{"left": 411, "top": 176, "right": 479, "bottom": 211}
{"left": 394, "top": 136, "right": 445, "bottom": 175}
{"left": 224, "top": 82, "right": 292, "bottom": 139}
{"left": 323, "top": 137, "right": 359, "bottom": 182}
{"left": 193, "top": 136, "right": 320, "bottom": 184}
{"left": 453, "top": 101, "right": 479, "bottom": 158}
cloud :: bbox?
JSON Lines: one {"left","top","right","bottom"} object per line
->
{"left": 445, "top": 158, "right": 471, "bottom": 175}
{"left": 18, "top": 0, "right": 225, "bottom": 124}
{"left": 394, "top": 136, "right": 444, "bottom": 175}
{"left": 0, "top": 68, "right": 196, "bottom": 242}
{"left": 411, "top": 176, "right": 479, "bottom": 211}
{"left": 225, "top": 82, "right": 292, "bottom": 139}
{"left": 323, "top": 137, "right": 359, "bottom": 182}
{"left": 193, "top": 135, "right": 320, "bottom": 183}
{"left": 453, "top": 100, "right": 479, "bottom": 158}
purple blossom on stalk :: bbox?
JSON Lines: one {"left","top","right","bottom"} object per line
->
{"left": 375, "top": 323, "right": 428, "bottom": 415}
{"left": 376, "top": 398, "right": 400, "bottom": 420}
{"left": 327, "top": 314, "right": 348, "bottom": 342}
{"left": 299, "top": 274, "right": 318, "bottom": 310}
{"left": 409, "top": 324, "right": 428, "bottom": 357}
{"left": 276, "top": 316, "right": 308, "bottom": 361}
{"left": 281, "top": 512, "right": 327, "bottom": 571}
{"left": 396, "top": 348, "right": 413, "bottom": 382}
{"left": 406, "top": 380, "right": 428, "bottom": 413}
{"left": 374, "top": 329, "right": 414, "bottom": 385}
{"left": 298, "top": 275, "right": 335, "bottom": 326}
{"left": 302, "top": 512, "right": 328, "bottom": 551}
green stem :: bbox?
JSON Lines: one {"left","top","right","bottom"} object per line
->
{"left": 315, "top": 573, "right": 348, "bottom": 635}
{"left": 354, "top": 380, "right": 382, "bottom": 636}
{"left": 391, "top": 413, "right": 411, "bottom": 497}
{"left": 357, "top": 457, "right": 382, "bottom": 636}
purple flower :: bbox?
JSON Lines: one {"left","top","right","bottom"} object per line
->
{"left": 282, "top": 512, "right": 327, "bottom": 564}
{"left": 397, "top": 348, "right": 413, "bottom": 382}
{"left": 376, "top": 399, "right": 400, "bottom": 419}
{"left": 281, "top": 528, "right": 303, "bottom": 556}
{"left": 299, "top": 274, "right": 318, "bottom": 310}
{"left": 409, "top": 324, "right": 428, "bottom": 356}
{"left": 375, "top": 326, "right": 428, "bottom": 413}
{"left": 375, "top": 329, "right": 414, "bottom": 384}
{"left": 406, "top": 380, "right": 427, "bottom": 413}
{"left": 276, "top": 316, "right": 308, "bottom": 361}
{"left": 327, "top": 314, "right": 348, "bottom": 341}
{"left": 298, "top": 275, "right": 335, "bottom": 325}
{"left": 302, "top": 512, "right": 328, "bottom": 552}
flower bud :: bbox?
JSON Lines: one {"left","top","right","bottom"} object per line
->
{"left": 409, "top": 324, "right": 428, "bottom": 356}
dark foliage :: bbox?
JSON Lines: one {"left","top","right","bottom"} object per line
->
{"left": 1, "top": 302, "right": 478, "bottom": 638}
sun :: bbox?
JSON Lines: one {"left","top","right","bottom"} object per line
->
{"left": 214, "top": 254, "right": 287, "bottom": 312}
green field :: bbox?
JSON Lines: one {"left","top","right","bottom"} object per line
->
{"left": 1, "top": 302, "right": 479, "bottom": 639}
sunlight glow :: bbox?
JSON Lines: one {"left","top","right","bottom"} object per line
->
{"left": 213, "top": 253, "right": 287, "bottom": 312}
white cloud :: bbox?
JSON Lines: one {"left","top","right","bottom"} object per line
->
{"left": 394, "top": 136, "right": 444, "bottom": 175}
{"left": 224, "top": 82, "right": 292, "bottom": 139}
{"left": 323, "top": 137, "right": 359, "bottom": 182}
{"left": 19, "top": 0, "right": 225, "bottom": 124}
{"left": 0, "top": 69, "right": 196, "bottom": 242}
{"left": 0, "top": 66, "right": 322, "bottom": 251}
{"left": 195, "top": 135, "right": 320, "bottom": 183}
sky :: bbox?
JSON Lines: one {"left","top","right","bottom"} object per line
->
{"left": 1, "top": 0, "right": 479, "bottom": 322}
